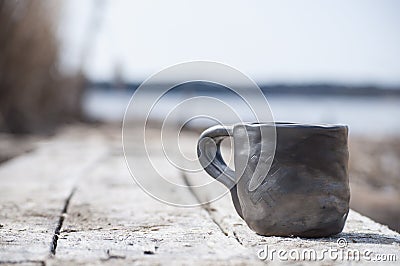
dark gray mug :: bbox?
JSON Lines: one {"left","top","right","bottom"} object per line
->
{"left": 197, "top": 122, "right": 350, "bottom": 237}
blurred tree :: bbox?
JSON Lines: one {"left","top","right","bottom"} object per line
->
{"left": 0, "top": 0, "right": 84, "bottom": 134}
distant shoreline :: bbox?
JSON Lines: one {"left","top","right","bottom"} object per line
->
{"left": 88, "top": 81, "right": 400, "bottom": 97}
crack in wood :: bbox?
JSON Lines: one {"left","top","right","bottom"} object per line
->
{"left": 232, "top": 230, "right": 244, "bottom": 245}
{"left": 181, "top": 172, "right": 244, "bottom": 245}
{"left": 48, "top": 151, "right": 111, "bottom": 256}
{"left": 0, "top": 260, "right": 45, "bottom": 266}
{"left": 50, "top": 187, "right": 76, "bottom": 255}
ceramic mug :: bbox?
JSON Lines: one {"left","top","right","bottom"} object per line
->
{"left": 197, "top": 122, "right": 350, "bottom": 237}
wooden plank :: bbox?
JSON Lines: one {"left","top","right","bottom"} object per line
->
{"left": 2, "top": 125, "right": 399, "bottom": 265}
{"left": 0, "top": 263, "right": 42, "bottom": 266}
{"left": 54, "top": 151, "right": 262, "bottom": 264}
{"left": 0, "top": 133, "right": 40, "bottom": 164}
{"left": 179, "top": 130, "right": 400, "bottom": 264}
{"left": 0, "top": 126, "right": 108, "bottom": 263}
{"left": 183, "top": 146, "right": 400, "bottom": 264}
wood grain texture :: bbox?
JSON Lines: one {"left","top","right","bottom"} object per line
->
{"left": 1, "top": 125, "right": 399, "bottom": 265}
{"left": 55, "top": 142, "right": 261, "bottom": 263}
{"left": 0, "top": 127, "right": 108, "bottom": 263}
{"left": 185, "top": 171, "right": 400, "bottom": 259}
{"left": 182, "top": 131, "right": 400, "bottom": 264}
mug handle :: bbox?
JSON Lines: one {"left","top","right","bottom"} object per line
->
{"left": 197, "top": 125, "right": 236, "bottom": 188}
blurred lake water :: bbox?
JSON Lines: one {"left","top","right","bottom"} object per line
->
{"left": 83, "top": 88, "right": 400, "bottom": 136}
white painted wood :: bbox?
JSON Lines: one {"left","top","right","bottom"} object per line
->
{"left": 0, "top": 126, "right": 108, "bottom": 263}
{"left": 1, "top": 125, "right": 399, "bottom": 265}
{"left": 182, "top": 136, "right": 400, "bottom": 265}
{"left": 55, "top": 153, "right": 261, "bottom": 264}
{"left": 186, "top": 174, "right": 400, "bottom": 253}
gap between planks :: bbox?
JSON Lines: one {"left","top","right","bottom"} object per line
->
{"left": 50, "top": 187, "right": 76, "bottom": 255}
{"left": 181, "top": 172, "right": 243, "bottom": 245}
{"left": 0, "top": 260, "right": 45, "bottom": 266}
{"left": 48, "top": 152, "right": 111, "bottom": 257}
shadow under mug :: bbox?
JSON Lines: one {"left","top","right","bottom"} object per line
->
{"left": 197, "top": 122, "right": 350, "bottom": 237}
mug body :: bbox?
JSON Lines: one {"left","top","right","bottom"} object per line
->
{"left": 233, "top": 122, "right": 350, "bottom": 237}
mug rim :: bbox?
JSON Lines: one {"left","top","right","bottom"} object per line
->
{"left": 238, "top": 121, "right": 348, "bottom": 130}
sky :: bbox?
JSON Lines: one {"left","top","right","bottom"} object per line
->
{"left": 59, "top": 0, "right": 400, "bottom": 85}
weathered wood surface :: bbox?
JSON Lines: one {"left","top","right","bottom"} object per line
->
{"left": 0, "top": 127, "right": 108, "bottom": 264}
{"left": 0, "top": 125, "right": 399, "bottom": 265}
{"left": 181, "top": 131, "right": 400, "bottom": 264}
